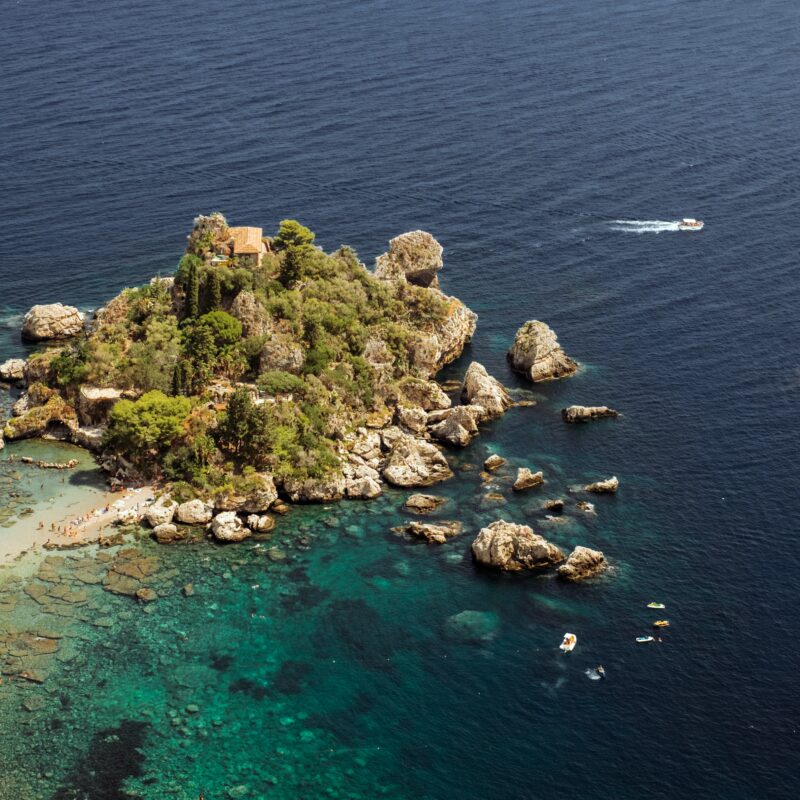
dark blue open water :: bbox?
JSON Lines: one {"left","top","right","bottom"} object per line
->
{"left": 1, "top": 1, "right": 799, "bottom": 798}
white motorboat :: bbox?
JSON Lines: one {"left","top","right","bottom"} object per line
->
{"left": 677, "top": 217, "right": 704, "bottom": 231}
{"left": 559, "top": 632, "right": 577, "bottom": 653}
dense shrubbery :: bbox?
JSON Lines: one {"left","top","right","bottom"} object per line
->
{"left": 39, "top": 216, "right": 454, "bottom": 488}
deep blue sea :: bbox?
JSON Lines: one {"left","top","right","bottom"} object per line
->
{"left": 1, "top": 0, "right": 799, "bottom": 798}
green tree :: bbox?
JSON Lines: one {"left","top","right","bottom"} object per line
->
{"left": 105, "top": 391, "right": 192, "bottom": 470}
{"left": 208, "top": 269, "right": 222, "bottom": 311}
{"left": 215, "top": 387, "right": 255, "bottom": 459}
{"left": 195, "top": 310, "right": 242, "bottom": 350}
{"left": 187, "top": 261, "right": 200, "bottom": 319}
{"left": 272, "top": 219, "right": 315, "bottom": 251}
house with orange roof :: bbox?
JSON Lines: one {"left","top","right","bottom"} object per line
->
{"left": 228, "top": 226, "right": 267, "bottom": 267}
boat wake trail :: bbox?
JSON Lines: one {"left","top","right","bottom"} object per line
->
{"left": 609, "top": 219, "right": 680, "bottom": 234}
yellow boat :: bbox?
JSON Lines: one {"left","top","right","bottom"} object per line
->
{"left": 652, "top": 620, "right": 670, "bottom": 628}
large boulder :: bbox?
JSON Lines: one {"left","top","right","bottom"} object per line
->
{"left": 404, "top": 493, "right": 447, "bottom": 513}
{"left": 283, "top": 472, "right": 347, "bottom": 503}
{"left": 558, "top": 546, "right": 606, "bottom": 581}
{"left": 561, "top": 405, "right": 619, "bottom": 423}
{"left": 77, "top": 386, "right": 122, "bottom": 426}
{"left": 405, "top": 520, "right": 462, "bottom": 544}
{"left": 175, "top": 499, "right": 214, "bottom": 525}
{"left": 230, "top": 290, "right": 268, "bottom": 337}
{"left": 507, "top": 321, "right": 578, "bottom": 382}
{"left": 246, "top": 514, "right": 276, "bottom": 533}
{"left": 143, "top": 497, "right": 177, "bottom": 528}
{"left": 512, "top": 468, "right": 544, "bottom": 491}
{"left": 428, "top": 405, "right": 483, "bottom": 447}
{"left": 471, "top": 520, "right": 565, "bottom": 571}
{"left": 585, "top": 476, "right": 619, "bottom": 494}
{"left": 484, "top": 454, "right": 506, "bottom": 472}
{"left": 153, "top": 523, "right": 187, "bottom": 544}
{"left": 383, "top": 435, "right": 453, "bottom": 487}
{"left": 21, "top": 304, "right": 84, "bottom": 342}
{"left": 345, "top": 475, "right": 383, "bottom": 500}
{"left": 461, "top": 362, "right": 512, "bottom": 419}
{"left": 395, "top": 405, "right": 428, "bottom": 434}
{"left": 374, "top": 230, "right": 444, "bottom": 287}
{"left": 211, "top": 511, "right": 251, "bottom": 542}
{"left": 0, "top": 358, "right": 25, "bottom": 382}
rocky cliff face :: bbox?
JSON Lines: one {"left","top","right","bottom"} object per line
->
{"left": 507, "top": 320, "right": 578, "bottom": 382}
{"left": 374, "top": 230, "right": 444, "bottom": 287}
{"left": 21, "top": 304, "right": 85, "bottom": 342}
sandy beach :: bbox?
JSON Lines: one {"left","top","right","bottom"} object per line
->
{"left": 0, "top": 482, "right": 156, "bottom": 565}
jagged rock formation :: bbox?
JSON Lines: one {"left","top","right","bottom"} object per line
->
{"left": 507, "top": 320, "right": 578, "bottom": 382}
{"left": 512, "top": 468, "right": 544, "bottom": 491}
{"left": 557, "top": 546, "right": 606, "bottom": 581}
{"left": 382, "top": 434, "right": 453, "bottom": 487}
{"left": 395, "top": 378, "right": 451, "bottom": 411}
{"left": 427, "top": 405, "right": 483, "bottom": 446}
{"left": 374, "top": 230, "right": 444, "bottom": 287}
{"left": 561, "top": 405, "right": 619, "bottom": 423}
{"left": 247, "top": 514, "right": 276, "bottom": 533}
{"left": 0, "top": 359, "right": 25, "bottom": 382}
{"left": 585, "top": 476, "right": 619, "bottom": 494}
{"left": 21, "top": 304, "right": 84, "bottom": 341}
{"left": 403, "top": 493, "right": 447, "bottom": 513}
{"left": 3, "top": 386, "right": 78, "bottom": 441}
{"left": 461, "top": 362, "right": 512, "bottom": 419}
{"left": 471, "top": 520, "right": 565, "bottom": 571}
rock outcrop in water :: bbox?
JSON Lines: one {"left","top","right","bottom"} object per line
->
{"left": 403, "top": 520, "right": 463, "bottom": 544}
{"left": 512, "top": 468, "right": 544, "bottom": 491}
{"left": 382, "top": 434, "right": 453, "bottom": 487}
{"left": 403, "top": 493, "right": 447, "bottom": 513}
{"left": 585, "top": 476, "right": 619, "bottom": 493}
{"left": 561, "top": 405, "right": 619, "bottom": 423}
{"left": 557, "top": 546, "right": 606, "bottom": 581}
{"left": 461, "top": 362, "right": 512, "bottom": 419}
{"left": 471, "top": 520, "right": 565, "bottom": 571}
{"left": 211, "top": 511, "right": 251, "bottom": 542}
{"left": 507, "top": 320, "right": 578, "bottom": 382}
{"left": 0, "top": 358, "right": 25, "bottom": 382}
{"left": 21, "top": 304, "right": 84, "bottom": 342}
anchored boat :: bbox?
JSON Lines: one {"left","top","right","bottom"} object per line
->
{"left": 636, "top": 636, "right": 655, "bottom": 643}
{"left": 559, "top": 633, "right": 577, "bottom": 653}
{"left": 677, "top": 217, "right": 704, "bottom": 231}
{"left": 653, "top": 620, "right": 670, "bottom": 628}
{"left": 647, "top": 602, "right": 666, "bottom": 609}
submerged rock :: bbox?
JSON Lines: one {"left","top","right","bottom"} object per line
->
{"left": 542, "top": 499, "right": 565, "bottom": 513}
{"left": 471, "top": 520, "right": 565, "bottom": 571}
{"left": 557, "top": 546, "right": 606, "bottom": 581}
{"left": 461, "top": 362, "right": 512, "bottom": 419}
{"left": 561, "top": 405, "right": 619, "bottom": 423}
{"left": 382, "top": 435, "right": 453, "bottom": 487}
{"left": 444, "top": 610, "right": 499, "bottom": 643}
{"left": 403, "top": 493, "right": 447, "bottom": 513}
{"left": 585, "top": 476, "right": 619, "bottom": 494}
{"left": 507, "top": 320, "right": 578, "bottom": 382}
{"left": 21, "top": 303, "right": 85, "bottom": 341}
{"left": 405, "top": 520, "right": 463, "bottom": 544}
{"left": 512, "top": 468, "right": 544, "bottom": 491}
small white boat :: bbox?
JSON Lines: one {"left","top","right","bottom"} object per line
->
{"left": 646, "top": 602, "right": 666, "bottom": 609}
{"left": 636, "top": 636, "right": 655, "bottom": 644}
{"left": 559, "top": 632, "right": 577, "bottom": 653}
{"left": 677, "top": 217, "right": 704, "bottom": 231}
